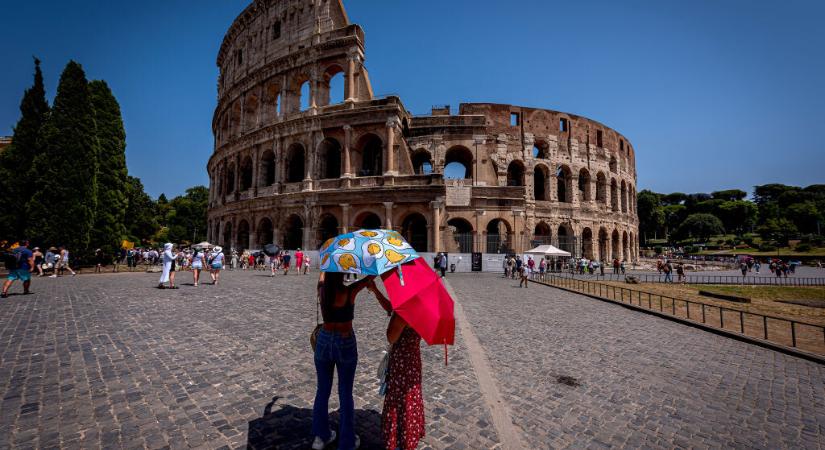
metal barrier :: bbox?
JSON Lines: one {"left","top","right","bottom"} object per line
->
{"left": 533, "top": 274, "right": 825, "bottom": 357}
{"left": 553, "top": 272, "right": 825, "bottom": 286}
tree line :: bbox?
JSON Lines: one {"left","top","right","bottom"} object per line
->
{"left": 638, "top": 185, "right": 825, "bottom": 249}
{"left": 0, "top": 59, "right": 207, "bottom": 262}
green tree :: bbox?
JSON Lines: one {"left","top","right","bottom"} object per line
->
{"left": 124, "top": 176, "right": 159, "bottom": 244}
{"left": 786, "top": 201, "right": 821, "bottom": 234}
{"left": 636, "top": 190, "right": 664, "bottom": 245}
{"left": 718, "top": 200, "right": 758, "bottom": 235}
{"left": 27, "top": 61, "right": 99, "bottom": 258}
{"left": 662, "top": 204, "right": 687, "bottom": 239}
{"left": 0, "top": 58, "right": 50, "bottom": 239}
{"left": 661, "top": 192, "right": 687, "bottom": 206}
{"left": 89, "top": 80, "right": 128, "bottom": 256}
{"left": 711, "top": 189, "right": 747, "bottom": 201}
{"left": 164, "top": 186, "right": 209, "bottom": 244}
{"left": 756, "top": 217, "right": 798, "bottom": 245}
{"left": 674, "top": 213, "right": 725, "bottom": 243}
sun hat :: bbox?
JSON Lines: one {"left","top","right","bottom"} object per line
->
{"left": 214, "top": 246, "right": 223, "bottom": 253}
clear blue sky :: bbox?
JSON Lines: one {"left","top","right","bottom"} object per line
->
{"left": 2, "top": 0, "right": 823, "bottom": 198}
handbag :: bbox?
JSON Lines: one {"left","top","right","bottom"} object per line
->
{"left": 310, "top": 293, "right": 322, "bottom": 352}
{"left": 377, "top": 344, "right": 392, "bottom": 396}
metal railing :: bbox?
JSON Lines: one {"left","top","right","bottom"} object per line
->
{"left": 553, "top": 272, "right": 825, "bottom": 286}
{"left": 533, "top": 274, "right": 825, "bottom": 357}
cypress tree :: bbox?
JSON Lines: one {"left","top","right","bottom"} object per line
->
{"left": 27, "top": 61, "right": 99, "bottom": 258}
{"left": 0, "top": 58, "right": 50, "bottom": 239}
{"left": 89, "top": 80, "right": 127, "bottom": 256}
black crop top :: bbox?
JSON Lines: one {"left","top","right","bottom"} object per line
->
{"left": 321, "top": 292, "right": 355, "bottom": 323}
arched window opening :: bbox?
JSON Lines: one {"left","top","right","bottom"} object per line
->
{"left": 240, "top": 156, "right": 253, "bottom": 191}
{"left": 245, "top": 93, "right": 259, "bottom": 131}
{"left": 444, "top": 146, "right": 473, "bottom": 180}
{"left": 257, "top": 218, "right": 274, "bottom": 247}
{"left": 236, "top": 220, "right": 250, "bottom": 251}
{"left": 609, "top": 156, "right": 618, "bottom": 173}
{"left": 260, "top": 150, "right": 276, "bottom": 186}
{"left": 357, "top": 134, "right": 383, "bottom": 177}
{"left": 534, "top": 166, "right": 548, "bottom": 200}
{"left": 507, "top": 161, "right": 525, "bottom": 187}
{"left": 610, "top": 179, "right": 619, "bottom": 211}
{"left": 223, "top": 223, "right": 232, "bottom": 248}
{"left": 598, "top": 228, "right": 609, "bottom": 261}
{"left": 412, "top": 150, "right": 433, "bottom": 175}
{"left": 533, "top": 221, "right": 551, "bottom": 246}
{"left": 533, "top": 140, "right": 549, "bottom": 159}
{"left": 286, "top": 144, "right": 306, "bottom": 183}
{"left": 612, "top": 230, "right": 621, "bottom": 261}
{"left": 264, "top": 83, "right": 279, "bottom": 122}
{"left": 486, "top": 219, "right": 512, "bottom": 254}
{"left": 318, "top": 139, "right": 342, "bottom": 179}
{"left": 623, "top": 231, "right": 629, "bottom": 262}
{"left": 283, "top": 215, "right": 304, "bottom": 250}
{"left": 620, "top": 180, "right": 628, "bottom": 213}
{"left": 226, "top": 164, "right": 236, "bottom": 195}
{"left": 578, "top": 169, "right": 591, "bottom": 202}
{"left": 582, "top": 228, "right": 594, "bottom": 260}
{"left": 317, "top": 215, "right": 339, "bottom": 247}
{"left": 354, "top": 212, "right": 382, "bottom": 230}
{"left": 557, "top": 224, "right": 575, "bottom": 255}
{"left": 299, "top": 81, "right": 311, "bottom": 111}
{"left": 401, "top": 214, "right": 429, "bottom": 252}
{"left": 556, "top": 166, "right": 572, "bottom": 203}
{"left": 447, "top": 218, "right": 474, "bottom": 253}
{"left": 596, "top": 172, "right": 607, "bottom": 204}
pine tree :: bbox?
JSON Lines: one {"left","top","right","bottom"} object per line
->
{"left": 89, "top": 80, "right": 127, "bottom": 257}
{"left": 27, "top": 61, "right": 99, "bottom": 258}
{"left": 0, "top": 58, "right": 50, "bottom": 239}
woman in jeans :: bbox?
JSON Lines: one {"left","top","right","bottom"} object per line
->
{"left": 312, "top": 272, "right": 391, "bottom": 450}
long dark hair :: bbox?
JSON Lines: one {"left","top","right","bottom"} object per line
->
{"left": 321, "top": 272, "right": 345, "bottom": 312}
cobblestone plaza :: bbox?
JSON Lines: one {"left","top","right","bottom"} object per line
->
{"left": 0, "top": 272, "right": 823, "bottom": 449}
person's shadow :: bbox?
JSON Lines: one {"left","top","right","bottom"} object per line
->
{"left": 247, "top": 396, "right": 383, "bottom": 449}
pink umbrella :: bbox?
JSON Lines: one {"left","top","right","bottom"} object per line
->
{"left": 381, "top": 258, "right": 456, "bottom": 358}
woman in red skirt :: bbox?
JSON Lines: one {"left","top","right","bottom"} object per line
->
{"left": 383, "top": 314, "right": 425, "bottom": 450}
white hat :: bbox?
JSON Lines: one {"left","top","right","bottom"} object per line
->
{"left": 214, "top": 246, "right": 223, "bottom": 253}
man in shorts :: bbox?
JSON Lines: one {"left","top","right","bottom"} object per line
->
{"left": 2, "top": 240, "right": 34, "bottom": 298}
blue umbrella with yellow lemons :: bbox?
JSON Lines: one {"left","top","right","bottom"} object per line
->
{"left": 319, "top": 229, "right": 419, "bottom": 284}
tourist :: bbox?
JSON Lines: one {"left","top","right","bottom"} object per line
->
{"left": 57, "top": 246, "right": 76, "bottom": 277}
{"left": 230, "top": 249, "right": 238, "bottom": 270}
{"left": 295, "top": 248, "right": 304, "bottom": 275}
{"left": 740, "top": 261, "right": 748, "bottom": 278}
{"left": 157, "top": 243, "right": 178, "bottom": 289}
{"left": 515, "top": 256, "right": 523, "bottom": 279}
{"left": 620, "top": 260, "right": 626, "bottom": 275}
{"left": 505, "top": 256, "right": 514, "bottom": 279}
{"left": 312, "top": 272, "right": 390, "bottom": 450}
{"left": 247, "top": 252, "right": 255, "bottom": 270}
{"left": 382, "top": 306, "right": 425, "bottom": 450}
{"left": 755, "top": 260, "right": 761, "bottom": 274}
{"left": 44, "top": 247, "right": 56, "bottom": 276}
{"left": 32, "top": 247, "right": 44, "bottom": 277}
{"left": 282, "top": 250, "right": 291, "bottom": 275}
{"left": 209, "top": 246, "right": 225, "bottom": 285}
{"left": 519, "top": 263, "right": 530, "bottom": 288}
{"left": 190, "top": 248, "right": 206, "bottom": 286}
{"left": 663, "top": 260, "right": 673, "bottom": 283}
{"left": 2, "top": 240, "right": 34, "bottom": 299}
{"left": 539, "top": 258, "right": 547, "bottom": 281}
{"left": 438, "top": 253, "right": 448, "bottom": 278}
{"left": 95, "top": 249, "right": 105, "bottom": 273}
{"left": 270, "top": 253, "right": 279, "bottom": 277}
{"left": 613, "top": 258, "right": 620, "bottom": 275}
{"left": 676, "top": 263, "right": 685, "bottom": 284}
{"left": 303, "top": 254, "right": 312, "bottom": 275}
{"left": 599, "top": 260, "right": 605, "bottom": 276}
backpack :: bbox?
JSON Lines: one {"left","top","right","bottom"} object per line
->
{"left": 3, "top": 250, "right": 24, "bottom": 271}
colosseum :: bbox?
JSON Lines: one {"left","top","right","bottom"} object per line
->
{"left": 207, "top": 0, "right": 639, "bottom": 269}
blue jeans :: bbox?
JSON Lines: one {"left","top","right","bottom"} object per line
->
{"left": 312, "top": 330, "right": 358, "bottom": 449}
{"left": 664, "top": 272, "right": 672, "bottom": 283}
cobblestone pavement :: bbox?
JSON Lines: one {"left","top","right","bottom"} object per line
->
{"left": 0, "top": 271, "right": 498, "bottom": 449}
{"left": 448, "top": 274, "right": 825, "bottom": 449}
{"left": 2, "top": 270, "right": 824, "bottom": 449}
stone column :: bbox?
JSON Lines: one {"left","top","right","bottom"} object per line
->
{"left": 475, "top": 210, "right": 485, "bottom": 254}
{"left": 281, "top": 77, "right": 289, "bottom": 115}
{"left": 385, "top": 118, "right": 398, "bottom": 176}
{"left": 383, "top": 202, "right": 393, "bottom": 230}
{"left": 431, "top": 201, "right": 442, "bottom": 253}
{"left": 342, "top": 125, "right": 353, "bottom": 177}
{"left": 310, "top": 67, "right": 318, "bottom": 113}
{"left": 252, "top": 146, "right": 260, "bottom": 196}
{"left": 346, "top": 53, "right": 358, "bottom": 102}
{"left": 341, "top": 204, "right": 351, "bottom": 233}
{"left": 240, "top": 94, "right": 246, "bottom": 135}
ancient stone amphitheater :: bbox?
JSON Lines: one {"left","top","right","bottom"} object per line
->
{"left": 207, "top": 0, "right": 639, "bottom": 265}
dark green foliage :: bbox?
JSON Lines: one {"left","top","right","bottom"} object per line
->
{"left": 711, "top": 189, "right": 747, "bottom": 201}
{"left": 89, "top": 80, "right": 128, "bottom": 256}
{"left": 124, "top": 176, "right": 160, "bottom": 244}
{"left": 674, "top": 213, "right": 725, "bottom": 242}
{"left": 26, "top": 61, "right": 99, "bottom": 258}
{"left": 795, "top": 243, "right": 812, "bottom": 253}
{"left": 163, "top": 186, "right": 209, "bottom": 245}
{"left": 636, "top": 190, "right": 664, "bottom": 245}
{"left": 0, "top": 58, "right": 50, "bottom": 239}
{"left": 661, "top": 192, "right": 687, "bottom": 206}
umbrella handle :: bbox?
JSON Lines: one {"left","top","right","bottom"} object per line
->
{"left": 444, "top": 339, "right": 448, "bottom": 366}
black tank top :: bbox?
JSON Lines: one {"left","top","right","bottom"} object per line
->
{"left": 322, "top": 291, "right": 355, "bottom": 323}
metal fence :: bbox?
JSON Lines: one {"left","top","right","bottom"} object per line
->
{"left": 553, "top": 273, "right": 825, "bottom": 286}
{"left": 534, "top": 274, "right": 825, "bottom": 357}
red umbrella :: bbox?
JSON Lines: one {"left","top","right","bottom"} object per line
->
{"left": 381, "top": 258, "right": 456, "bottom": 350}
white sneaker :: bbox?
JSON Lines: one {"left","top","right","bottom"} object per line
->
{"left": 311, "top": 430, "right": 336, "bottom": 450}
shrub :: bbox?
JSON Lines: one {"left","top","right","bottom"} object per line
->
{"left": 795, "top": 243, "right": 812, "bottom": 252}
{"left": 654, "top": 246, "right": 663, "bottom": 255}
{"left": 759, "top": 244, "right": 777, "bottom": 252}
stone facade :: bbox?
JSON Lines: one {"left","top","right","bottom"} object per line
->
{"left": 207, "top": 0, "right": 639, "bottom": 262}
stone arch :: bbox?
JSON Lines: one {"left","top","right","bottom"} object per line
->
{"left": 264, "top": 80, "right": 280, "bottom": 122}
{"left": 598, "top": 227, "right": 609, "bottom": 261}
{"left": 557, "top": 223, "right": 575, "bottom": 255}
{"left": 355, "top": 133, "right": 383, "bottom": 177}
{"left": 257, "top": 217, "right": 274, "bottom": 247}
{"left": 533, "top": 139, "right": 549, "bottom": 159}
{"left": 317, "top": 213, "right": 340, "bottom": 247}
{"left": 444, "top": 145, "right": 473, "bottom": 180}
{"left": 353, "top": 210, "right": 383, "bottom": 230}
{"left": 486, "top": 218, "right": 512, "bottom": 254}
{"left": 244, "top": 92, "right": 260, "bottom": 131}
{"left": 286, "top": 143, "right": 306, "bottom": 183}
{"left": 222, "top": 222, "right": 232, "bottom": 248}
{"left": 236, "top": 219, "right": 250, "bottom": 250}
{"left": 556, "top": 165, "right": 573, "bottom": 203}
{"left": 628, "top": 183, "right": 635, "bottom": 214}
{"left": 612, "top": 229, "right": 621, "bottom": 261}
{"left": 623, "top": 231, "right": 629, "bottom": 261}
{"left": 240, "top": 155, "right": 253, "bottom": 191}
{"left": 400, "top": 213, "right": 429, "bottom": 252}
{"left": 621, "top": 180, "right": 628, "bottom": 213}
{"left": 582, "top": 227, "right": 594, "bottom": 260}
{"left": 283, "top": 214, "right": 304, "bottom": 250}
{"left": 609, "top": 155, "right": 618, "bottom": 173}
{"left": 411, "top": 149, "right": 433, "bottom": 175}
{"left": 319, "top": 64, "right": 345, "bottom": 107}
{"left": 506, "top": 160, "right": 525, "bottom": 187}
{"left": 596, "top": 172, "right": 607, "bottom": 204}
{"left": 318, "top": 138, "right": 342, "bottom": 179}
{"left": 610, "top": 178, "right": 619, "bottom": 211}
{"left": 533, "top": 221, "right": 552, "bottom": 245}
{"left": 578, "top": 168, "right": 592, "bottom": 202}
{"left": 260, "top": 149, "right": 276, "bottom": 186}
{"left": 447, "top": 217, "right": 474, "bottom": 253}
{"left": 533, "top": 164, "right": 549, "bottom": 200}
{"left": 226, "top": 162, "right": 236, "bottom": 195}
{"left": 229, "top": 101, "right": 241, "bottom": 136}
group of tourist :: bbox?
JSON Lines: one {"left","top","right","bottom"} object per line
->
{"left": 223, "top": 248, "right": 312, "bottom": 275}
{"left": 156, "top": 244, "right": 226, "bottom": 289}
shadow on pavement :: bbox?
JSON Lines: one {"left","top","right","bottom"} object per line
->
{"left": 247, "top": 396, "right": 383, "bottom": 449}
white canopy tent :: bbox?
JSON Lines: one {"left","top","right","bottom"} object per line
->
{"left": 525, "top": 245, "right": 571, "bottom": 257}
